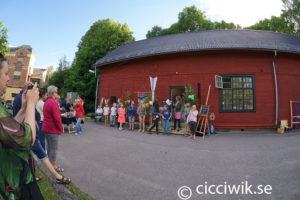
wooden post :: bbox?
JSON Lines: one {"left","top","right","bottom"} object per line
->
{"left": 100, "top": 97, "right": 104, "bottom": 108}
{"left": 196, "top": 84, "right": 211, "bottom": 138}
{"left": 290, "top": 100, "right": 293, "bottom": 128}
{"left": 205, "top": 85, "right": 211, "bottom": 106}
{"left": 198, "top": 105, "right": 210, "bottom": 141}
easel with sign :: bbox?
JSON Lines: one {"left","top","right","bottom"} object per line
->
{"left": 196, "top": 85, "right": 211, "bottom": 141}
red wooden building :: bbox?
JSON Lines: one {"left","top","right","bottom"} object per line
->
{"left": 93, "top": 30, "right": 300, "bottom": 129}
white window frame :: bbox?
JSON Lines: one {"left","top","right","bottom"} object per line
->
{"left": 215, "top": 75, "right": 223, "bottom": 88}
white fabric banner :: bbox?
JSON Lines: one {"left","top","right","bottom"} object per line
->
{"left": 150, "top": 76, "right": 158, "bottom": 102}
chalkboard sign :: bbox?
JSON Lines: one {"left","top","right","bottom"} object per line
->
{"left": 200, "top": 105, "right": 209, "bottom": 116}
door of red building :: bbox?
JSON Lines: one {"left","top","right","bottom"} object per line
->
{"left": 169, "top": 86, "right": 185, "bottom": 103}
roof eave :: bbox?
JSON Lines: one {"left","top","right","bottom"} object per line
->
{"left": 94, "top": 48, "right": 300, "bottom": 68}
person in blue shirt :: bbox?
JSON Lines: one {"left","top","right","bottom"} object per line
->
{"left": 128, "top": 100, "right": 137, "bottom": 130}
{"left": 60, "top": 97, "right": 68, "bottom": 112}
{"left": 13, "top": 83, "right": 41, "bottom": 123}
{"left": 161, "top": 105, "right": 172, "bottom": 135}
{"left": 148, "top": 101, "right": 160, "bottom": 135}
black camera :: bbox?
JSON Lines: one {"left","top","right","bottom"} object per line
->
{"left": 26, "top": 85, "right": 33, "bottom": 90}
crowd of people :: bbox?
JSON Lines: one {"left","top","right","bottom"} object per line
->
{"left": 95, "top": 96, "right": 199, "bottom": 139}
{"left": 0, "top": 52, "right": 198, "bottom": 199}
{"left": 0, "top": 53, "right": 89, "bottom": 199}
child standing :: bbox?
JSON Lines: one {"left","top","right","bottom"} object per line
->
{"left": 110, "top": 103, "right": 117, "bottom": 127}
{"left": 148, "top": 101, "right": 160, "bottom": 135}
{"left": 116, "top": 98, "right": 121, "bottom": 128}
{"left": 183, "top": 103, "right": 191, "bottom": 136}
{"left": 187, "top": 105, "right": 198, "bottom": 140}
{"left": 137, "top": 101, "right": 146, "bottom": 132}
{"left": 103, "top": 104, "right": 110, "bottom": 127}
{"left": 95, "top": 105, "right": 103, "bottom": 122}
{"left": 118, "top": 103, "right": 126, "bottom": 130}
{"left": 161, "top": 105, "right": 172, "bottom": 135}
{"left": 173, "top": 96, "right": 182, "bottom": 131}
{"left": 128, "top": 100, "right": 136, "bottom": 130}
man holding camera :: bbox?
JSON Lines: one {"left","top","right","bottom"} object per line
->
{"left": 13, "top": 82, "right": 41, "bottom": 122}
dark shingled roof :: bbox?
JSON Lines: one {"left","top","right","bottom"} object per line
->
{"left": 94, "top": 30, "right": 300, "bottom": 67}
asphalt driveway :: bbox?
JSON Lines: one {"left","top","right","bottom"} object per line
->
{"left": 56, "top": 121, "right": 300, "bottom": 200}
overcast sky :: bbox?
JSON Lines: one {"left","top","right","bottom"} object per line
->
{"left": 1, "top": 0, "right": 283, "bottom": 69}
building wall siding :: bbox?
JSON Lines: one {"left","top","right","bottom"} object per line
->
{"left": 4, "top": 87, "right": 22, "bottom": 101}
{"left": 98, "top": 50, "right": 300, "bottom": 129}
{"left": 276, "top": 53, "right": 300, "bottom": 126}
{"left": 4, "top": 46, "right": 35, "bottom": 101}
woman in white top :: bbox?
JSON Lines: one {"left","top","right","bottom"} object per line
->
{"left": 103, "top": 104, "right": 110, "bottom": 127}
{"left": 110, "top": 103, "right": 117, "bottom": 127}
{"left": 36, "top": 88, "right": 48, "bottom": 149}
{"left": 95, "top": 105, "right": 103, "bottom": 122}
{"left": 186, "top": 105, "right": 198, "bottom": 140}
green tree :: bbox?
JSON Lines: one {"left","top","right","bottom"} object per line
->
{"left": 247, "top": 1, "right": 299, "bottom": 36}
{"left": 146, "top": 26, "right": 163, "bottom": 38}
{"left": 47, "top": 56, "right": 71, "bottom": 94}
{"left": 214, "top": 20, "right": 241, "bottom": 30}
{"left": 57, "top": 55, "right": 69, "bottom": 71}
{"left": 146, "top": 5, "right": 240, "bottom": 38}
{"left": 70, "top": 19, "right": 135, "bottom": 112}
{"left": 177, "top": 5, "right": 214, "bottom": 32}
{"left": 47, "top": 65, "right": 54, "bottom": 76}
{"left": 246, "top": 15, "right": 293, "bottom": 34}
{"left": 0, "top": 21, "right": 8, "bottom": 55}
{"left": 282, "top": 0, "right": 300, "bottom": 35}
{"left": 159, "top": 23, "right": 180, "bottom": 36}
{"left": 62, "top": 67, "right": 75, "bottom": 95}
{"left": 47, "top": 70, "right": 65, "bottom": 91}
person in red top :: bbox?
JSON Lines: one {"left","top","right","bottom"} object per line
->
{"left": 77, "top": 95, "right": 84, "bottom": 106}
{"left": 74, "top": 99, "right": 84, "bottom": 136}
{"left": 42, "top": 85, "right": 64, "bottom": 172}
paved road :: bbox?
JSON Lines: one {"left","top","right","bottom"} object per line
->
{"left": 56, "top": 121, "right": 300, "bottom": 200}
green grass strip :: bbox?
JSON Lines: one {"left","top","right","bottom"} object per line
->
{"left": 66, "top": 183, "right": 96, "bottom": 200}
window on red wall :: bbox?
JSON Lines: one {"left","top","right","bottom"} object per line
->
{"left": 220, "top": 75, "right": 255, "bottom": 112}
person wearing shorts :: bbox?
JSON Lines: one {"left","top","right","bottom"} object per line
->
{"left": 128, "top": 100, "right": 136, "bottom": 130}
{"left": 137, "top": 101, "right": 146, "bottom": 132}
{"left": 187, "top": 105, "right": 198, "bottom": 140}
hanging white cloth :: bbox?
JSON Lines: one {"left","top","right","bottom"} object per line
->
{"left": 150, "top": 76, "right": 157, "bottom": 102}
